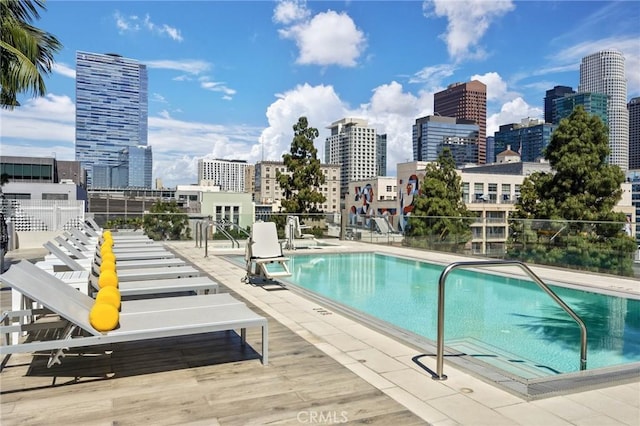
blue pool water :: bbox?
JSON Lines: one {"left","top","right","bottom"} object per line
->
{"left": 284, "top": 252, "right": 640, "bottom": 376}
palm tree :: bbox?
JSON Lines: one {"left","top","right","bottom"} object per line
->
{"left": 1, "top": 0, "right": 61, "bottom": 109}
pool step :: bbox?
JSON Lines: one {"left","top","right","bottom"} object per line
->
{"left": 447, "top": 337, "right": 563, "bottom": 379}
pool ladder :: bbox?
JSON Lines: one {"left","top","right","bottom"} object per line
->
{"left": 433, "top": 260, "right": 588, "bottom": 381}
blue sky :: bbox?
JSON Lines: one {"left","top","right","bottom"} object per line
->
{"left": 1, "top": 0, "right": 639, "bottom": 188}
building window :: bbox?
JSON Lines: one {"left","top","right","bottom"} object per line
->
{"left": 42, "top": 193, "right": 69, "bottom": 200}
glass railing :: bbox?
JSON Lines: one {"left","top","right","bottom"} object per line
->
{"left": 6, "top": 206, "right": 638, "bottom": 279}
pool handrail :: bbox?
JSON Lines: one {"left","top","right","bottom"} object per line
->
{"left": 434, "top": 260, "right": 588, "bottom": 381}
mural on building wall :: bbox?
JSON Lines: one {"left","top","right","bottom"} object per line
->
{"left": 399, "top": 174, "right": 420, "bottom": 232}
{"left": 350, "top": 184, "right": 374, "bottom": 226}
{"left": 347, "top": 182, "right": 400, "bottom": 232}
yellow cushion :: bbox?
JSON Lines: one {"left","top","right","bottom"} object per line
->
{"left": 98, "top": 269, "right": 119, "bottom": 289}
{"left": 95, "top": 286, "right": 121, "bottom": 309}
{"left": 89, "top": 303, "right": 119, "bottom": 332}
{"left": 100, "top": 259, "right": 116, "bottom": 273}
{"left": 101, "top": 251, "right": 116, "bottom": 264}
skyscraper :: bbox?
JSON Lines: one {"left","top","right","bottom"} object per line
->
{"left": 629, "top": 97, "right": 640, "bottom": 170}
{"left": 434, "top": 80, "right": 487, "bottom": 164}
{"left": 494, "top": 118, "right": 555, "bottom": 163}
{"left": 553, "top": 92, "right": 608, "bottom": 126}
{"left": 376, "top": 134, "right": 387, "bottom": 176}
{"left": 75, "top": 51, "right": 150, "bottom": 188}
{"left": 579, "top": 50, "right": 628, "bottom": 171}
{"left": 325, "top": 118, "right": 378, "bottom": 199}
{"left": 412, "top": 115, "right": 479, "bottom": 167}
{"left": 544, "top": 85, "right": 575, "bottom": 124}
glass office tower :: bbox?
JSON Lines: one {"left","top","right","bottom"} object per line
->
{"left": 412, "top": 115, "right": 479, "bottom": 167}
{"left": 75, "top": 51, "right": 150, "bottom": 188}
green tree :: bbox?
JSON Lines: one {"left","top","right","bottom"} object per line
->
{"left": 508, "top": 106, "right": 635, "bottom": 275}
{"left": 1, "top": 0, "right": 61, "bottom": 109}
{"left": 277, "top": 117, "right": 326, "bottom": 215}
{"left": 406, "top": 148, "right": 471, "bottom": 250}
{"left": 142, "top": 201, "right": 191, "bottom": 241}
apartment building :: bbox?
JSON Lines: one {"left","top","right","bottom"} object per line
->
{"left": 254, "top": 161, "right": 341, "bottom": 212}
{"left": 325, "top": 118, "right": 379, "bottom": 199}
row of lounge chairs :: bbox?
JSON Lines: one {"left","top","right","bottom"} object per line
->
{"left": 0, "top": 221, "right": 268, "bottom": 372}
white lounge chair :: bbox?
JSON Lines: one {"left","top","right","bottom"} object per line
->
{"left": 245, "top": 222, "right": 291, "bottom": 281}
{"left": 42, "top": 241, "right": 187, "bottom": 274}
{"left": 29, "top": 242, "right": 217, "bottom": 300}
{"left": 54, "top": 235, "right": 175, "bottom": 262}
{"left": 0, "top": 260, "right": 267, "bottom": 369}
{"left": 36, "top": 243, "right": 200, "bottom": 283}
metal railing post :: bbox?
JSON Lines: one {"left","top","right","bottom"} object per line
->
{"left": 204, "top": 221, "right": 212, "bottom": 257}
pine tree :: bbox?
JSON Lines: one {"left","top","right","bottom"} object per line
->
{"left": 277, "top": 117, "right": 326, "bottom": 215}
{"left": 509, "top": 106, "right": 635, "bottom": 275}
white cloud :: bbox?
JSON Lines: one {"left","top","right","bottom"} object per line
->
{"left": 148, "top": 113, "right": 263, "bottom": 187}
{"left": 409, "top": 64, "right": 457, "bottom": 91}
{"left": 258, "top": 81, "right": 432, "bottom": 177}
{"left": 161, "top": 24, "right": 183, "bottom": 42}
{"left": 145, "top": 59, "right": 211, "bottom": 75}
{"left": 354, "top": 82, "right": 432, "bottom": 172}
{"left": 113, "top": 11, "right": 183, "bottom": 42}
{"left": 277, "top": 9, "right": 366, "bottom": 67}
{"left": 114, "top": 11, "right": 140, "bottom": 32}
{"left": 258, "top": 83, "right": 346, "bottom": 163}
{"left": 199, "top": 78, "right": 236, "bottom": 98}
{"left": 53, "top": 62, "right": 76, "bottom": 79}
{"left": 0, "top": 94, "right": 76, "bottom": 160}
{"left": 424, "top": 0, "right": 515, "bottom": 62}
{"left": 471, "top": 71, "right": 519, "bottom": 103}
{"left": 273, "top": 0, "right": 310, "bottom": 24}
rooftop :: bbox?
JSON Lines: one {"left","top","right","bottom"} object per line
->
{"left": 1, "top": 241, "right": 639, "bottom": 425}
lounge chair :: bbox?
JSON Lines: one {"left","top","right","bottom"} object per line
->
{"left": 245, "top": 221, "right": 291, "bottom": 281}
{"left": 36, "top": 245, "right": 200, "bottom": 283}
{"left": 0, "top": 260, "right": 267, "bottom": 369}
{"left": 42, "top": 241, "right": 187, "bottom": 274}
{"left": 69, "top": 227, "right": 160, "bottom": 247}
{"left": 54, "top": 235, "right": 175, "bottom": 262}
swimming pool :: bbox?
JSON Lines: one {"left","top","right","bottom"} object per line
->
{"left": 283, "top": 252, "right": 640, "bottom": 381}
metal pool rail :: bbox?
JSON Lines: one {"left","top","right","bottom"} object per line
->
{"left": 433, "top": 260, "right": 588, "bottom": 381}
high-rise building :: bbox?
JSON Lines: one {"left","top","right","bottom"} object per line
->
{"left": 376, "top": 134, "right": 387, "bottom": 177}
{"left": 434, "top": 80, "right": 487, "bottom": 164}
{"left": 544, "top": 85, "right": 575, "bottom": 124}
{"left": 197, "top": 158, "right": 250, "bottom": 192}
{"left": 629, "top": 97, "right": 640, "bottom": 170}
{"left": 579, "top": 50, "right": 629, "bottom": 171}
{"left": 75, "top": 51, "right": 150, "bottom": 188}
{"left": 493, "top": 118, "right": 555, "bottom": 163}
{"left": 553, "top": 92, "right": 608, "bottom": 126}
{"left": 325, "top": 118, "right": 378, "bottom": 198}
{"left": 412, "top": 115, "right": 479, "bottom": 167}
{"left": 128, "top": 146, "right": 153, "bottom": 189}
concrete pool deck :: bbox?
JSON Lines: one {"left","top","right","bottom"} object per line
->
{"left": 168, "top": 239, "right": 639, "bottom": 425}
{"left": 1, "top": 240, "right": 638, "bottom": 425}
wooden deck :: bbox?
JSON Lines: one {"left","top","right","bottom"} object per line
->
{"left": 0, "top": 257, "right": 426, "bottom": 425}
